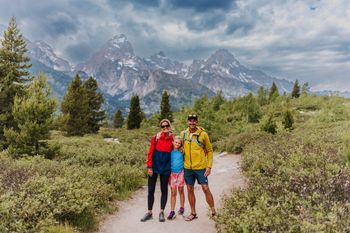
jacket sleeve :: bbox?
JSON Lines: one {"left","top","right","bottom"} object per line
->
{"left": 146, "top": 135, "right": 156, "bottom": 168}
{"left": 204, "top": 132, "right": 213, "bottom": 168}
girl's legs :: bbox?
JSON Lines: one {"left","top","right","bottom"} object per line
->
{"left": 170, "top": 187, "right": 177, "bottom": 211}
{"left": 178, "top": 186, "right": 185, "bottom": 209}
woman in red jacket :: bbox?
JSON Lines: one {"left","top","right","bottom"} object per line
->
{"left": 141, "top": 119, "right": 173, "bottom": 222}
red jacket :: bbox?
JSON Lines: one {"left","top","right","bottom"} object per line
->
{"left": 146, "top": 132, "right": 173, "bottom": 168}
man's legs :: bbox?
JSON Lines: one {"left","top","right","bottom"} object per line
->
{"left": 201, "top": 184, "right": 216, "bottom": 214}
{"left": 187, "top": 184, "right": 196, "bottom": 215}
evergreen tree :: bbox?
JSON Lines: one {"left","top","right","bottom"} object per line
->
{"left": 291, "top": 79, "right": 301, "bottom": 98}
{"left": 61, "top": 74, "right": 89, "bottom": 136}
{"left": 211, "top": 90, "right": 225, "bottom": 111}
{"left": 193, "top": 94, "right": 209, "bottom": 113}
{"left": 0, "top": 17, "right": 32, "bottom": 148}
{"left": 113, "top": 110, "right": 124, "bottom": 128}
{"left": 257, "top": 86, "right": 268, "bottom": 106}
{"left": 159, "top": 90, "right": 173, "bottom": 122}
{"left": 4, "top": 73, "right": 56, "bottom": 157}
{"left": 282, "top": 110, "right": 294, "bottom": 130}
{"left": 261, "top": 114, "right": 277, "bottom": 134}
{"left": 127, "top": 95, "right": 142, "bottom": 129}
{"left": 301, "top": 82, "right": 310, "bottom": 96}
{"left": 83, "top": 77, "right": 105, "bottom": 133}
{"left": 243, "top": 93, "right": 262, "bottom": 123}
{"left": 268, "top": 82, "right": 279, "bottom": 102}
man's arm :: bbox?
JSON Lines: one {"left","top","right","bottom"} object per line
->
{"left": 204, "top": 132, "right": 213, "bottom": 168}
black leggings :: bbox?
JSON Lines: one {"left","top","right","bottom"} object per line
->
{"left": 148, "top": 173, "right": 169, "bottom": 210}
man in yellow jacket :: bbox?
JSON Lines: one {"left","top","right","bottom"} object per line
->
{"left": 180, "top": 113, "right": 216, "bottom": 221}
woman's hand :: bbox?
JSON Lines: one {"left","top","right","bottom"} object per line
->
{"left": 147, "top": 168, "right": 153, "bottom": 177}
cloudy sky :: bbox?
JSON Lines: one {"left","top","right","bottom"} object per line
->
{"left": 0, "top": 0, "right": 349, "bottom": 91}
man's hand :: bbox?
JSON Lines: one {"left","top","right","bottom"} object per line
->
{"left": 204, "top": 167, "right": 211, "bottom": 177}
{"left": 147, "top": 168, "right": 153, "bottom": 177}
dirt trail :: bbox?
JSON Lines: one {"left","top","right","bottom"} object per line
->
{"left": 98, "top": 153, "right": 245, "bottom": 233}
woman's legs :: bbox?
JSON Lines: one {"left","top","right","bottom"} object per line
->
{"left": 147, "top": 173, "right": 158, "bottom": 212}
{"left": 159, "top": 174, "right": 170, "bottom": 211}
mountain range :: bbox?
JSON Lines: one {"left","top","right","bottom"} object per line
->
{"left": 1, "top": 26, "right": 293, "bottom": 115}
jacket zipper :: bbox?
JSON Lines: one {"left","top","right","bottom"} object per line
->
{"left": 189, "top": 132, "right": 192, "bottom": 169}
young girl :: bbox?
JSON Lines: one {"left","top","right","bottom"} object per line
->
{"left": 167, "top": 136, "right": 185, "bottom": 220}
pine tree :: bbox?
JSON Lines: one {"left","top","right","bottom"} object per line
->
{"left": 113, "top": 110, "right": 124, "bottom": 128}
{"left": 282, "top": 110, "right": 294, "bottom": 130}
{"left": 159, "top": 90, "right": 173, "bottom": 122}
{"left": 211, "top": 90, "right": 225, "bottom": 111}
{"left": 301, "top": 82, "right": 309, "bottom": 96}
{"left": 268, "top": 82, "right": 279, "bottom": 102}
{"left": 257, "top": 86, "right": 268, "bottom": 106}
{"left": 127, "top": 95, "right": 142, "bottom": 129}
{"left": 61, "top": 74, "right": 89, "bottom": 136}
{"left": 83, "top": 77, "right": 105, "bottom": 133}
{"left": 4, "top": 73, "right": 57, "bottom": 157}
{"left": 244, "top": 93, "right": 262, "bottom": 123}
{"left": 261, "top": 114, "right": 277, "bottom": 134}
{"left": 291, "top": 79, "right": 301, "bottom": 98}
{"left": 0, "top": 17, "right": 32, "bottom": 148}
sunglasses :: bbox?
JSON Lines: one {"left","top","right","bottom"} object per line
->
{"left": 161, "top": 124, "right": 170, "bottom": 128}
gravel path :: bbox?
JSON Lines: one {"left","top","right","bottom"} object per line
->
{"left": 98, "top": 153, "right": 245, "bottom": 233}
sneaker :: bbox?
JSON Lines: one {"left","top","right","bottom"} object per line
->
{"left": 140, "top": 212, "right": 152, "bottom": 222}
{"left": 178, "top": 207, "right": 184, "bottom": 215}
{"left": 167, "top": 211, "right": 176, "bottom": 220}
{"left": 159, "top": 212, "right": 165, "bottom": 222}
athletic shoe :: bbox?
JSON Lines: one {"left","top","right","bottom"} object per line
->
{"left": 167, "top": 211, "right": 176, "bottom": 220}
{"left": 159, "top": 212, "right": 165, "bottom": 222}
{"left": 178, "top": 207, "right": 185, "bottom": 215}
{"left": 140, "top": 212, "right": 152, "bottom": 222}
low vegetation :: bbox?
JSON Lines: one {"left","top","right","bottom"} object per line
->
{"left": 0, "top": 128, "right": 153, "bottom": 232}
{"left": 214, "top": 95, "right": 350, "bottom": 232}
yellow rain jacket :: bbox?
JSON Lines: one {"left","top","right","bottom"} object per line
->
{"left": 180, "top": 127, "right": 213, "bottom": 170}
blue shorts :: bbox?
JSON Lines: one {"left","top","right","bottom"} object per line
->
{"left": 184, "top": 168, "right": 208, "bottom": 185}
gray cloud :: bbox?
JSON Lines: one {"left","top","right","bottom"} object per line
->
{"left": 186, "top": 11, "right": 226, "bottom": 31}
{"left": 107, "top": 0, "right": 161, "bottom": 8}
{"left": 225, "top": 10, "right": 257, "bottom": 35}
{"left": 0, "top": 0, "right": 350, "bottom": 91}
{"left": 167, "top": 0, "right": 236, "bottom": 12}
{"left": 65, "top": 42, "right": 94, "bottom": 62}
{"left": 43, "top": 13, "right": 79, "bottom": 36}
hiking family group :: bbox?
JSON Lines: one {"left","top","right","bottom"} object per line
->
{"left": 141, "top": 114, "right": 216, "bottom": 222}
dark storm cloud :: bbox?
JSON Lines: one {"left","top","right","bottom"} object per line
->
{"left": 107, "top": 0, "right": 161, "bottom": 8}
{"left": 167, "top": 0, "right": 236, "bottom": 12}
{"left": 186, "top": 12, "right": 226, "bottom": 31}
{"left": 43, "top": 13, "right": 79, "bottom": 36}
